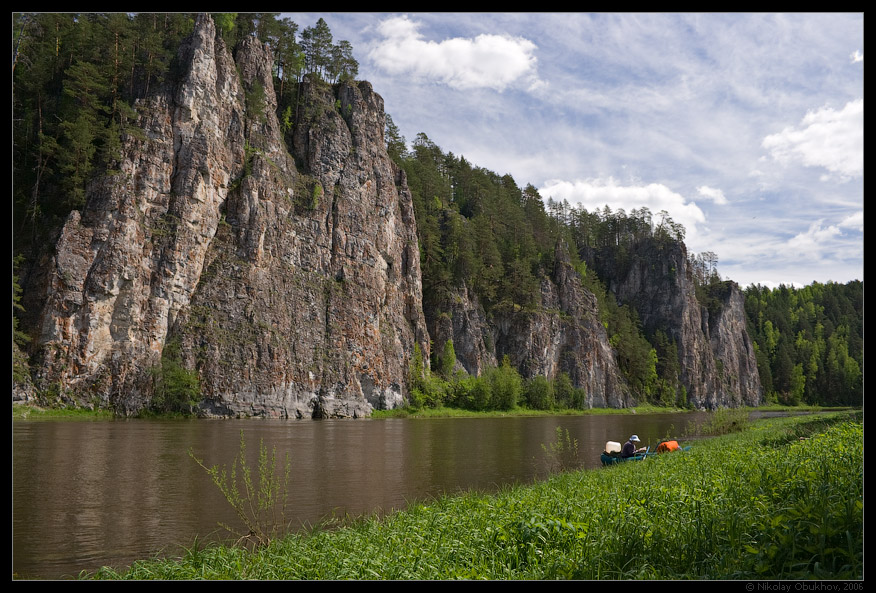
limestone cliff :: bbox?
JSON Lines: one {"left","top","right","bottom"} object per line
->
{"left": 582, "top": 237, "right": 762, "bottom": 409}
{"left": 704, "top": 281, "right": 763, "bottom": 407}
{"left": 492, "top": 242, "right": 633, "bottom": 408}
{"left": 427, "top": 241, "right": 634, "bottom": 408}
{"left": 30, "top": 14, "right": 428, "bottom": 417}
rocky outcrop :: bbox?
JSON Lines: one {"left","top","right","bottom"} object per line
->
{"left": 705, "top": 282, "right": 762, "bottom": 407}
{"left": 427, "top": 241, "right": 634, "bottom": 408}
{"left": 493, "top": 242, "right": 633, "bottom": 408}
{"left": 584, "top": 237, "right": 761, "bottom": 409}
{"left": 30, "top": 14, "right": 428, "bottom": 417}
{"left": 426, "top": 282, "right": 496, "bottom": 377}
{"left": 33, "top": 15, "right": 241, "bottom": 412}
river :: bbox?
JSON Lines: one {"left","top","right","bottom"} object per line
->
{"left": 13, "top": 411, "right": 710, "bottom": 579}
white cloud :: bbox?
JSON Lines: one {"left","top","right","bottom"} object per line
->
{"left": 368, "top": 15, "right": 541, "bottom": 91}
{"left": 341, "top": 11, "right": 863, "bottom": 287}
{"left": 761, "top": 99, "right": 863, "bottom": 181}
{"left": 709, "top": 214, "right": 862, "bottom": 288}
{"left": 696, "top": 185, "right": 729, "bottom": 205}
{"left": 839, "top": 210, "right": 864, "bottom": 232}
{"left": 786, "top": 220, "right": 843, "bottom": 258}
{"left": 539, "top": 177, "right": 706, "bottom": 238}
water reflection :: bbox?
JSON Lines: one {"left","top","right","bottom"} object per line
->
{"left": 13, "top": 412, "right": 707, "bottom": 579}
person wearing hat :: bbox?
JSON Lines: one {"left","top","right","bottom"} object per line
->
{"left": 622, "top": 434, "right": 647, "bottom": 458}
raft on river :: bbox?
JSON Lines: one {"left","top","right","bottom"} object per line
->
{"left": 600, "top": 440, "right": 688, "bottom": 466}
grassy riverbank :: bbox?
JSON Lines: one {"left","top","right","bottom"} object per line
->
{"left": 88, "top": 411, "right": 862, "bottom": 580}
{"left": 12, "top": 403, "right": 116, "bottom": 421}
{"left": 13, "top": 401, "right": 676, "bottom": 420}
{"left": 14, "top": 399, "right": 835, "bottom": 422}
{"left": 370, "top": 402, "right": 690, "bottom": 419}
{"left": 372, "top": 402, "right": 838, "bottom": 419}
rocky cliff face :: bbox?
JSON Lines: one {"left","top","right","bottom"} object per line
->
{"left": 705, "top": 282, "right": 763, "bottom": 407}
{"left": 584, "top": 238, "right": 762, "bottom": 409}
{"left": 30, "top": 14, "right": 428, "bottom": 417}
{"left": 492, "top": 243, "right": 634, "bottom": 408}
{"left": 428, "top": 241, "right": 634, "bottom": 408}
{"left": 427, "top": 282, "right": 497, "bottom": 377}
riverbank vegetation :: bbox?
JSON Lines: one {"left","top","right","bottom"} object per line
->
{"left": 88, "top": 411, "right": 862, "bottom": 580}
{"left": 11, "top": 403, "right": 115, "bottom": 421}
{"left": 11, "top": 400, "right": 836, "bottom": 422}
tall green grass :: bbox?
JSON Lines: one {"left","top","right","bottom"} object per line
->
{"left": 685, "top": 406, "right": 751, "bottom": 436}
{"left": 540, "top": 426, "right": 582, "bottom": 474}
{"left": 90, "top": 412, "right": 862, "bottom": 580}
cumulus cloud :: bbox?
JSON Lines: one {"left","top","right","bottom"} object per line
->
{"left": 696, "top": 185, "right": 729, "bottom": 205}
{"left": 786, "top": 220, "right": 845, "bottom": 259}
{"left": 539, "top": 177, "right": 706, "bottom": 236}
{"left": 761, "top": 99, "right": 863, "bottom": 181}
{"left": 839, "top": 210, "right": 864, "bottom": 232}
{"left": 368, "top": 15, "right": 542, "bottom": 91}
{"left": 850, "top": 49, "right": 863, "bottom": 63}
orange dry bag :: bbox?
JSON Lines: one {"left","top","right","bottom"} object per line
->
{"left": 657, "top": 440, "right": 680, "bottom": 453}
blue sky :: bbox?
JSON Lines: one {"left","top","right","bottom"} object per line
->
{"left": 282, "top": 12, "right": 863, "bottom": 289}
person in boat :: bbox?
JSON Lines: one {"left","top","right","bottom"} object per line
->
{"left": 621, "top": 434, "right": 647, "bottom": 458}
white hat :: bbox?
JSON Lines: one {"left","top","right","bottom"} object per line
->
{"left": 630, "top": 435, "right": 640, "bottom": 442}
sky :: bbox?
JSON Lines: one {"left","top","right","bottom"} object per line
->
{"left": 282, "top": 12, "right": 864, "bottom": 289}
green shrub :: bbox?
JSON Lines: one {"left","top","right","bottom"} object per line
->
{"left": 150, "top": 339, "right": 200, "bottom": 414}
{"left": 552, "top": 373, "right": 574, "bottom": 408}
{"left": 541, "top": 426, "right": 581, "bottom": 474}
{"left": 469, "top": 375, "right": 492, "bottom": 411}
{"left": 687, "top": 407, "right": 750, "bottom": 437}
{"left": 407, "top": 343, "right": 451, "bottom": 409}
{"left": 484, "top": 356, "right": 521, "bottom": 411}
{"left": 435, "top": 339, "right": 456, "bottom": 378}
{"left": 409, "top": 374, "right": 449, "bottom": 410}
{"left": 189, "top": 431, "right": 291, "bottom": 550}
{"left": 524, "top": 375, "right": 554, "bottom": 410}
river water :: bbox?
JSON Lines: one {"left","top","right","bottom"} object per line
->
{"left": 13, "top": 411, "right": 709, "bottom": 579}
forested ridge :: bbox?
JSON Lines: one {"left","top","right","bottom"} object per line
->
{"left": 390, "top": 128, "right": 863, "bottom": 409}
{"left": 12, "top": 13, "right": 863, "bottom": 410}
{"left": 743, "top": 282, "right": 862, "bottom": 406}
{"left": 12, "top": 13, "right": 354, "bottom": 254}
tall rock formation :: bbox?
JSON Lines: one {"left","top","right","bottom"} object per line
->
{"left": 492, "top": 241, "right": 633, "bottom": 408}
{"left": 704, "top": 281, "right": 763, "bottom": 407}
{"left": 30, "top": 14, "right": 428, "bottom": 417}
{"left": 427, "top": 241, "right": 634, "bottom": 408}
{"left": 583, "top": 237, "right": 762, "bottom": 409}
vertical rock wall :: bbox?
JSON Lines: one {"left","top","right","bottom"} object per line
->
{"left": 584, "top": 238, "right": 762, "bottom": 409}
{"left": 32, "top": 14, "right": 428, "bottom": 417}
{"left": 427, "top": 241, "right": 635, "bottom": 408}
{"left": 35, "top": 15, "right": 244, "bottom": 412}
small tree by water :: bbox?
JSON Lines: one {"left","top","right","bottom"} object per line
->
{"left": 189, "top": 431, "right": 291, "bottom": 549}
{"left": 150, "top": 338, "right": 200, "bottom": 414}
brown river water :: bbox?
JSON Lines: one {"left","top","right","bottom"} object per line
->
{"left": 13, "top": 411, "right": 712, "bottom": 579}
